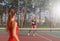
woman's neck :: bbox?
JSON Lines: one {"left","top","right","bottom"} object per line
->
{"left": 11, "top": 18, "right": 14, "bottom": 21}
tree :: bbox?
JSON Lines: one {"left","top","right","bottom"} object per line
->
{"left": 18, "top": 0, "right": 32, "bottom": 28}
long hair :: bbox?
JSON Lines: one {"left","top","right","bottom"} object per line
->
{"left": 6, "top": 7, "right": 16, "bottom": 31}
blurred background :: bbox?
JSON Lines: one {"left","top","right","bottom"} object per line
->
{"left": 0, "top": 0, "right": 60, "bottom": 28}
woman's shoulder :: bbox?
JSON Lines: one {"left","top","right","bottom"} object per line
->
{"left": 11, "top": 21, "right": 17, "bottom": 26}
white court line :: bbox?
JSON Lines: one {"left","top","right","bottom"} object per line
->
{"left": 36, "top": 33, "right": 52, "bottom": 41}
{"left": 0, "top": 28, "right": 5, "bottom": 29}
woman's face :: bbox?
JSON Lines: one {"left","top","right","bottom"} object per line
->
{"left": 32, "top": 16, "right": 35, "bottom": 20}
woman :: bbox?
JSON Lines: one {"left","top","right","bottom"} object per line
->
{"left": 28, "top": 16, "right": 37, "bottom": 36}
{"left": 6, "top": 7, "right": 20, "bottom": 41}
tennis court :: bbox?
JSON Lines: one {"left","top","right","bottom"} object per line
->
{"left": 0, "top": 28, "right": 60, "bottom": 41}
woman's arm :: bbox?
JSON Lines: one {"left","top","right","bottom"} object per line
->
{"left": 12, "top": 22, "right": 19, "bottom": 41}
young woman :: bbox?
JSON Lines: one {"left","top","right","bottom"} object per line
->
{"left": 28, "top": 16, "right": 37, "bottom": 36}
{"left": 6, "top": 7, "right": 20, "bottom": 41}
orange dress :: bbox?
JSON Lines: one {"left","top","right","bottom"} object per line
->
{"left": 8, "top": 21, "right": 18, "bottom": 41}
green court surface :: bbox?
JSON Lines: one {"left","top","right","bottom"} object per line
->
{"left": 0, "top": 28, "right": 60, "bottom": 38}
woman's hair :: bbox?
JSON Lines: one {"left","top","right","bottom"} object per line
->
{"left": 6, "top": 7, "right": 16, "bottom": 31}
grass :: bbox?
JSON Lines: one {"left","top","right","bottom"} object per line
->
{"left": 38, "top": 25, "right": 49, "bottom": 28}
{"left": 0, "top": 25, "right": 60, "bottom": 28}
{"left": 23, "top": 25, "right": 49, "bottom": 28}
{"left": 0, "top": 25, "right": 6, "bottom": 28}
